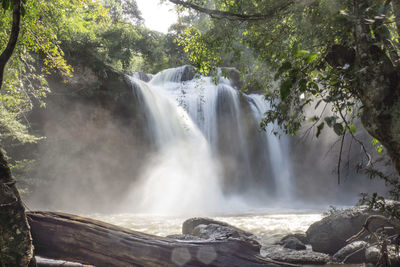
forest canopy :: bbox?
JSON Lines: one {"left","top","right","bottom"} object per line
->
{"left": 170, "top": 0, "right": 400, "bottom": 196}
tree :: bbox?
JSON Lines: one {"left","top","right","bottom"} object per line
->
{"left": 0, "top": 0, "right": 36, "bottom": 265}
{"left": 170, "top": 0, "right": 400, "bottom": 181}
{"left": 0, "top": 0, "right": 111, "bottom": 265}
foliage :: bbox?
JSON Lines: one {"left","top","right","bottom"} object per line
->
{"left": 0, "top": 0, "right": 109, "bottom": 144}
{"left": 173, "top": 0, "right": 400, "bottom": 181}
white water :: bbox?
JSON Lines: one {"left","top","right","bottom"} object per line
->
{"left": 247, "top": 94, "right": 294, "bottom": 200}
{"left": 91, "top": 212, "right": 323, "bottom": 246}
{"left": 125, "top": 66, "right": 295, "bottom": 215}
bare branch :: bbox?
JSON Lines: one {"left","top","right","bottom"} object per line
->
{"left": 337, "top": 107, "right": 372, "bottom": 167}
{"left": 346, "top": 215, "right": 400, "bottom": 243}
{"left": 338, "top": 129, "right": 347, "bottom": 184}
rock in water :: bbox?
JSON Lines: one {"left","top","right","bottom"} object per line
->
{"left": 365, "top": 245, "right": 400, "bottom": 265}
{"left": 182, "top": 217, "right": 252, "bottom": 237}
{"left": 332, "top": 241, "right": 367, "bottom": 263}
{"left": 280, "top": 233, "right": 309, "bottom": 245}
{"left": 280, "top": 237, "right": 306, "bottom": 250}
{"left": 181, "top": 217, "right": 260, "bottom": 251}
{"left": 306, "top": 206, "right": 380, "bottom": 254}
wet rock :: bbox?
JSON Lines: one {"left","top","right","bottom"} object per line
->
{"left": 220, "top": 67, "right": 243, "bottom": 90}
{"left": 365, "top": 246, "right": 380, "bottom": 263}
{"left": 365, "top": 245, "right": 400, "bottom": 265}
{"left": 279, "top": 237, "right": 306, "bottom": 250}
{"left": 306, "top": 206, "right": 381, "bottom": 255}
{"left": 262, "top": 245, "right": 330, "bottom": 265}
{"left": 182, "top": 217, "right": 251, "bottom": 236}
{"left": 182, "top": 218, "right": 260, "bottom": 251}
{"left": 180, "top": 65, "right": 196, "bottom": 82}
{"left": 191, "top": 224, "right": 260, "bottom": 249}
{"left": 332, "top": 241, "right": 367, "bottom": 263}
{"left": 131, "top": 71, "right": 153, "bottom": 82}
{"left": 280, "top": 233, "right": 309, "bottom": 245}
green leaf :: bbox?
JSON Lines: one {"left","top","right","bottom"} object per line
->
{"left": 308, "top": 82, "right": 319, "bottom": 94}
{"left": 275, "top": 61, "right": 292, "bottom": 80}
{"left": 298, "top": 79, "right": 307, "bottom": 92}
{"left": 296, "top": 49, "right": 309, "bottom": 57}
{"left": 349, "top": 124, "right": 356, "bottom": 133}
{"left": 306, "top": 53, "right": 318, "bottom": 63}
{"left": 333, "top": 123, "right": 344, "bottom": 136}
{"left": 316, "top": 122, "right": 324, "bottom": 138}
{"left": 280, "top": 79, "right": 292, "bottom": 101}
{"left": 324, "top": 116, "right": 337, "bottom": 127}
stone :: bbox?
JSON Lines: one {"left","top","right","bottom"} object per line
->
{"left": 182, "top": 218, "right": 260, "bottom": 252}
{"left": 182, "top": 217, "right": 252, "bottom": 237}
{"left": 131, "top": 71, "right": 153, "bottom": 82}
{"left": 280, "top": 233, "right": 309, "bottom": 245}
{"left": 220, "top": 67, "right": 243, "bottom": 90}
{"left": 332, "top": 241, "right": 368, "bottom": 263}
{"left": 365, "top": 246, "right": 380, "bottom": 263}
{"left": 191, "top": 224, "right": 260, "bottom": 250}
{"left": 180, "top": 65, "right": 196, "bottom": 82}
{"left": 262, "top": 245, "right": 331, "bottom": 265}
{"left": 306, "top": 206, "right": 383, "bottom": 255}
{"left": 280, "top": 237, "right": 306, "bottom": 250}
{"left": 365, "top": 245, "right": 400, "bottom": 265}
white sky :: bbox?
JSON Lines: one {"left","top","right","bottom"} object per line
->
{"left": 136, "top": 0, "right": 178, "bottom": 33}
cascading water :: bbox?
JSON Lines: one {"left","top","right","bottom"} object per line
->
{"left": 126, "top": 66, "right": 294, "bottom": 215}
{"left": 247, "top": 94, "right": 294, "bottom": 200}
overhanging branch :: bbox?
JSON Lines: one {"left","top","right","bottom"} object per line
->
{"left": 0, "top": 0, "right": 22, "bottom": 90}
{"left": 168, "top": 0, "right": 293, "bottom": 21}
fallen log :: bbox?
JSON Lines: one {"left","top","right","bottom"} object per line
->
{"left": 27, "top": 211, "right": 272, "bottom": 267}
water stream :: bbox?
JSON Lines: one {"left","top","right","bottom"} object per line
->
{"left": 125, "top": 66, "right": 295, "bottom": 215}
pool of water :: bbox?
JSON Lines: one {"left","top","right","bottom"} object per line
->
{"left": 90, "top": 212, "right": 323, "bottom": 246}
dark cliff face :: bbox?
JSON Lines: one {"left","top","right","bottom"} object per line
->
{"left": 23, "top": 60, "right": 154, "bottom": 213}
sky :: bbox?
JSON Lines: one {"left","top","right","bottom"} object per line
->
{"left": 136, "top": 0, "right": 178, "bottom": 33}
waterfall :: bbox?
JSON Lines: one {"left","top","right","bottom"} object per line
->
{"left": 247, "top": 94, "right": 294, "bottom": 201}
{"left": 125, "top": 66, "right": 294, "bottom": 215}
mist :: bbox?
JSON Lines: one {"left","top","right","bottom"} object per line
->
{"left": 25, "top": 66, "right": 387, "bottom": 215}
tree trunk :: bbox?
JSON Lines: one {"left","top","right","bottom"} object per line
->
{"left": 0, "top": 0, "right": 35, "bottom": 266}
{"left": 0, "top": 149, "right": 34, "bottom": 266}
{"left": 351, "top": 0, "right": 400, "bottom": 174}
{"left": 0, "top": 0, "right": 22, "bottom": 88}
{"left": 27, "top": 211, "right": 272, "bottom": 267}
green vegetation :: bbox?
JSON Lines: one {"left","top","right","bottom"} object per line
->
{"left": 0, "top": 0, "right": 188, "bottom": 147}
{"left": 170, "top": 0, "right": 400, "bottom": 201}
{"left": 1, "top": 0, "right": 400, "bottom": 264}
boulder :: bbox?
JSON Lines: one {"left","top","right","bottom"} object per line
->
{"left": 365, "top": 246, "right": 380, "bottom": 263}
{"left": 191, "top": 224, "right": 259, "bottom": 248}
{"left": 220, "top": 67, "right": 243, "bottom": 90}
{"left": 180, "top": 65, "right": 196, "bottom": 82}
{"left": 182, "top": 218, "right": 260, "bottom": 251}
{"left": 132, "top": 71, "right": 153, "bottom": 82}
{"left": 262, "top": 245, "right": 330, "bottom": 265}
{"left": 306, "top": 206, "right": 380, "bottom": 255}
{"left": 182, "top": 217, "right": 252, "bottom": 237}
{"left": 332, "top": 241, "right": 367, "bottom": 263}
{"left": 280, "top": 237, "right": 306, "bottom": 250}
{"left": 365, "top": 245, "right": 400, "bottom": 265}
{"left": 280, "top": 233, "right": 309, "bottom": 245}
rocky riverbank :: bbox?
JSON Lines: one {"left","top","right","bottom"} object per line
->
{"left": 167, "top": 204, "right": 400, "bottom": 266}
